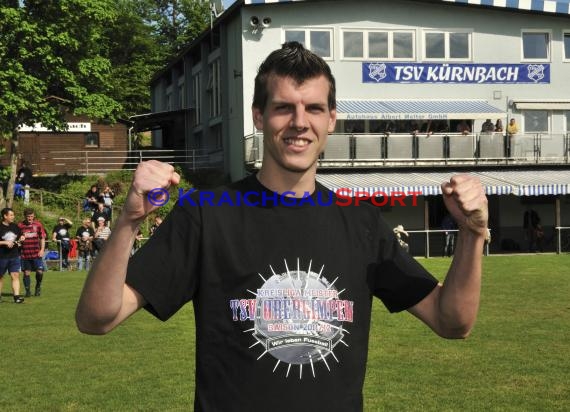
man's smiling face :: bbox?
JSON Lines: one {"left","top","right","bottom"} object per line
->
{"left": 253, "top": 74, "right": 337, "bottom": 175}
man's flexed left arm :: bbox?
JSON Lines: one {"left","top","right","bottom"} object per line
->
{"left": 409, "top": 174, "right": 488, "bottom": 338}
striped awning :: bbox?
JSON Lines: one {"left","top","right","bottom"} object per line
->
{"left": 478, "top": 170, "right": 570, "bottom": 196}
{"left": 336, "top": 100, "right": 504, "bottom": 121}
{"left": 316, "top": 170, "right": 570, "bottom": 197}
{"left": 442, "top": 0, "right": 570, "bottom": 15}
{"left": 244, "top": 0, "right": 570, "bottom": 15}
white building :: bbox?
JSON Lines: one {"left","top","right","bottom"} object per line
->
{"left": 136, "top": 0, "right": 570, "bottom": 254}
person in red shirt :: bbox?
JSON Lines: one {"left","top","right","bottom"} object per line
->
{"left": 18, "top": 208, "right": 46, "bottom": 297}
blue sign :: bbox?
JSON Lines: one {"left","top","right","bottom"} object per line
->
{"left": 363, "top": 63, "right": 550, "bottom": 84}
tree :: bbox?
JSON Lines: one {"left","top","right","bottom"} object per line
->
{"left": 0, "top": 0, "right": 122, "bottom": 206}
{"left": 141, "top": 0, "right": 211, "bottom": 62}
{"left": 105, "top": 0, "right": 164, "bottom": 117}
{"left": 0, "top": 0, "right": 211, "bottom": 203}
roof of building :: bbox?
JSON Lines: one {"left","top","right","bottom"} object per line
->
{"left": 316, "top": 169, "right": 570, "bottom": 197}
{"left": 242, "top": 0, "right": 570, "bottom": 16}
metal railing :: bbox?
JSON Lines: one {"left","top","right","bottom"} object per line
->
{"left": 41, "top": 149, "right": 224, "bottom": 175}
{"left": 399, "top": 227, "right": 570, "bottom": 257}
{"left": 244, "top": 132, "right": 570, "bottom": 168}
{"left": 555, "top": 226, "right": 570, "bottom": 254}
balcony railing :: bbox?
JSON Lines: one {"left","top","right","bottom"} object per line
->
{"left": 244, "top": 132, "right": 570, "bottom": 168}
{"left": 40, "top": 149, "right": 224, "bottom": 175}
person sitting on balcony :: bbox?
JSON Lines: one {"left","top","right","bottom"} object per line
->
{"left": 494, "top": 119, "right": 503, "bottom": 133}
{"left": 481, "top": 119, "right": 494, "bottom": 134}
{"left": 507, "top": 118, "right": 518, "bottom": 137}
{"left": 456, "top": 120, "right": 471, "bottom": 135}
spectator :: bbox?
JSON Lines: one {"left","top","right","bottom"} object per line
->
{"left": 76, "top": 218, "right": 95, "bottom": 271}
{"left": 507, "top": 118, "right": 519, "bottom": 156}
{"left": 393, "top": 224, "right": 410, "bottom": 253}
{"left": 494, "top": 119, "right": 504, "bottom": 133}
{"left": 131, "top": 229, "right": 143, "bottom": 256}
{"left": 442, "top": 213, "right": 458, "bottom": 257}
{"left": 484, "top": 228, "right": 491, "bottom": 256}
{"left": 52, "top": 217, "right": 73, "bottom": 269}
{"left": 507, "top": 118, "right": 518, "bottom": 137}
{"left": 84, "top": 185, "right": 100, "bottom": 212}
{"left": 98, "top": 185, "right": 115, "bottom": 217}
{"left": 18, "top": 208, "right": 46, "bottom": 297}
{"left": 523, "top": 209, "right": 543, "bottom": 252}
{"left": 149, "top": 216, "right": 163, "bottom": 237}
{"left": 456, "top": 120, "right": 471, "bottom": 135}
{"left": 16, "top": 161, "right": 33, "bottom": 186}
{"left": 481, "top": 119, "right": 494, "bottom": 133}
{"left": 0, "top": 207, "right": 25, "bottom": 303}
{"left": 93, "top": 217, "right": 111, "bottom": 255}
{"left": 91, "top": 202, "right": 111, "bottom": 228}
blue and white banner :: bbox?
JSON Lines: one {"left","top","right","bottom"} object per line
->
{"left": 363, "top": 63, "right": 550, "bottom": 84}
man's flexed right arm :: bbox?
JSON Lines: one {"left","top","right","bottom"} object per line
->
{"left": 75, "top": 161, "right": 180, "bottom": 335}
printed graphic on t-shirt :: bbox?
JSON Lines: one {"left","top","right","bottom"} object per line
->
{"left": 230, "top": 259, "right": 354, "bottom": 378}
{"left": 2, "top": 231, "right": 17, "bottom": 242}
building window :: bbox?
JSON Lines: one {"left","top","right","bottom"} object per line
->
{"left": 210, "top": 123, "right": 222, "bottom": 149}
{"left": 207, "top": 59, "right": 221, "bottom": 119}
{"left": 193, "top": 130, "right": 202, "bottom": 150}
{"left": 424, "top": 30, "right": 471, "bottom": 61}
{"left": 523, "top": 111, "right": 548, "bottom": 133}
{"left": 192, "top": 71, "right": 201, "bottom": 125}
{"left": 284, "top": 29, "right": 333, "bottom": 59}
{"left": 393, "top": 32, "right": 414, "bottom": 59}
{"left": 522, "top": 31, "right": 550, "bottom": 60}
{"left": 310, "top": 30, "right": 332, "bottom": 59}
{"left": 178, "top": 78, "right": 185, "bottom": 109}
{"left": 343, "top": 31, "right": 363, "bottom": 58}
{"left": 341, "top": 29, "right": 414, "bottom": 60}
{"left": 564, "top": 32, "right": 570, "bottom": 61}
{"left": 85, "top": 132, "right": 99, "bottom": 147}
{"left": 165, "top": 91, "right": 172, "bottom": 111}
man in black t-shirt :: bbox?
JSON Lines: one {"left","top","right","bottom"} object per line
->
{"left": 52, "top": 217, "right": 73, "bottom": 269}
{"left": 91, "top": 202, "right": 111, "bottom": 228}
{"left": 75, "top": 218, "right": 95, "bottom": 271}
{"left": 76, "top": 43, "right": 489, "bottom": 411}
{"left": 0, "top": 208, "right": 25, "bottom": 303}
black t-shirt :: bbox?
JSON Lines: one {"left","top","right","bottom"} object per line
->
{"left": 91, "top": 210, "right": 110, "bottom": 225}
{"left": 76, "top": 226, "right": 95, "bottom": 240}
{"left": 53, "top": 224, "right": 72, "bottom": 241}
{"left": 0, "top": 222, "right": 22, "bottom": 259}
{"left": 126, "top": 175, "right": 437, "bottom": 412}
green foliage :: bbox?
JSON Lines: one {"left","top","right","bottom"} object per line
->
{"left": 0, "top": 167, "right": 11, "bottom": 182}
{"left": 0, "top": 0, "right": 211, "bottom": 128}
{"left": 24, "top": 169, "right": 193, "bottom": 236}
{"left": 0, "top": 0, "right": 123, "bottom": 136}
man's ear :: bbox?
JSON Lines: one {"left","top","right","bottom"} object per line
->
{"left": 328, "top": 108, "right": 337, "bottom": 133}
{"left": 252, "top": 106, "right": 264, "bottom": 131}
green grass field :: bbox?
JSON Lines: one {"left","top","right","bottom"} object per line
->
{"left": 1, "top": 255, "right": 569, "bottom": 411}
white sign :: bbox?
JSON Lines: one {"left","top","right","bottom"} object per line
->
{"left": 18, "top": 122, "right": 91, "bottom": 132}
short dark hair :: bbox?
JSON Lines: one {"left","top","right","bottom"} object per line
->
{"left": 24, "top": 208, "right": 35, "bottom": 216}
{"left": 1, "top": 207, "right": 13, "bottom": 219}
{"left": 252, "top": 41, "right": 336, "bottom": 113}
